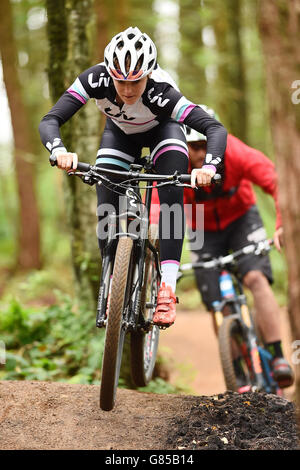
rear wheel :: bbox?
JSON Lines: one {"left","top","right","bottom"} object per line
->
{"left": 100, "top": 236, "right": 133, "bottom": 411}
{"left": 130, "top": 225, "right": 160, "bottom": 387}
{"left": 218, "top": 315, "right": 255, "bottom": 392}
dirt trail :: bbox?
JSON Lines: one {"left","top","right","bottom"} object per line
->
{"left": 0, "top": 307, "right": 297, "bottom": 450}
{"left": 0, "top": 380, "right": 197, "bottom": 450}
{"left": 0, "top": 379, "right": 297, "bottom": 451}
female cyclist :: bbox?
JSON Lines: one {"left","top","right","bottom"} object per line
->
{"left": 39, "top": 26, "right": 227, "bottom": 327}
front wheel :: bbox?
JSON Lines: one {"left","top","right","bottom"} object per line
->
{"left": 130, "top": 225, "right": 160, "bottom": 387}
{"left": 100, "top": 236, "right": 133, "bottom": 411}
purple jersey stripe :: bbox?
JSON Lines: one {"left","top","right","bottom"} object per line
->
{"left": 153, "top": 145, "right": 188, "bottom": 165}
{"left": 202, "top": 164, "right": 217, "bottom": 172}
{"left": 178, "top": 104, "right": 196, "bottom": 122}
{"left": 161, "top": 260, "right": 180, "bottom": 266}
{"left": 67, "top": 88, "right": 87, "bottom": 104}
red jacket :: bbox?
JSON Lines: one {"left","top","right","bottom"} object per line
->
{"left": 150, "top": 134, "right": 282, "bottom": 231}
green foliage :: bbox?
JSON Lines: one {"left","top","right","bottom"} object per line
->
{"left": 0, "top": 292, "right": 184, "bottom": 394}
{"left": 137, "top": 377, "right": 180, "bottom": 394}
{"left": 0, "top": 294, "right": 104, "bottom": 383}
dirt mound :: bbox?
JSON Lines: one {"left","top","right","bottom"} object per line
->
{"left": 0, "top": 381, "right": 298, "bottom": 450}
{"left": 168, "top": 391, "right": 299, "bottom": 450}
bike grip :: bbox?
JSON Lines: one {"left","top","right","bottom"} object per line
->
{"left": 77, "top": 161, "right": 91, "bottom": 172}
{"left": 179, "top": 174, "right": 191, "bottom": 183}
{"left": 179, "top": 173, "right": 222, "bottom": 184}
{"left": 49, "top": 155, "right": 90, "bottom": 172}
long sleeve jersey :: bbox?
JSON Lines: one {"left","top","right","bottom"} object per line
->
{"left": 39, "top": 63, "right": 227, "bottom": 171}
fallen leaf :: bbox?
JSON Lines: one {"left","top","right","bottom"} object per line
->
{"left": 220, "top": 437, "right": 228, "bottom": 444}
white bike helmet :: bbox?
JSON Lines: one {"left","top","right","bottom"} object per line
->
{"left": 186, "top": 105, "right": 219, "bottom": 142}
{"left": 104, "top": 27, "right": 157, "bottom": 81}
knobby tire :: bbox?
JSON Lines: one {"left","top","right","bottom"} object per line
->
{"left": 218, "top": 316, "right": 250, "bottom": 392}
{"left": 100, "top": 236, "right": 133, "bottom": 411}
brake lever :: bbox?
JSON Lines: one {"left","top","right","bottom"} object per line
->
{"left": 68, "top": 170, "right": 97, "bottom": 186}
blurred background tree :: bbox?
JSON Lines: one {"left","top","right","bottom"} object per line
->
{"left": 259, "top": 0, "right": 300, "bottom": 427}
{"left": 0, "top": 0, "right": 41, "bottom": 271}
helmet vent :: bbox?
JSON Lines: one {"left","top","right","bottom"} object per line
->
{"left": 135, "top": 41, "right": 142, "bottom": 51}
{"left": 137, "top": 54, "right": 144, "bottom": 70}
{"left": 148, "top": 59, "right": 155, "bottom": 70}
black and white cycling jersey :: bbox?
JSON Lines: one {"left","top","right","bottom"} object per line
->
{"left": 39, "top": 63, "right": 227, "bottom": 171}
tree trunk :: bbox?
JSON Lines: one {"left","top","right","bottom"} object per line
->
{"left": 68, "top": 0, "right": 101, "bottom": 307}
{"left": 130, "top": 0, "right": 156, "bottom": 39}
{"left": 46, "top": 0, "right": 100, "bottom": 309}
{"left": 94, "top": 0, "right": 109, "bottom": 134}
{"left": 178, "top": 0, "right": 207, "bottom": 103}
{"left": 94, "top": 0, "right": 109, "bottom": 63}
{"left": 259, "top": 0, "right": 300, "bottom": 430}
{"left": 212, "top": 0, "right": 247, "bottom": 141}
{"left": 116, "top": 0, "right": 128, "bottom": 31}
{"left": 0, "top": 0, "right": 41, "bottom": 271}
{"left": 46, "top": 0, "right": 69, "bottom": 102}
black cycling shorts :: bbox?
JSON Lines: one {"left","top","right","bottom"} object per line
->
{"left": 188, "top": 205, "right": 273, "bottom": 309}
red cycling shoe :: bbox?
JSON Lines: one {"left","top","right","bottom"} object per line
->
{"left": 153, "top": 283, "right": 178, "bottom": 328}
{"left": 271, "top": 357, "right": 294, "bottom": 389}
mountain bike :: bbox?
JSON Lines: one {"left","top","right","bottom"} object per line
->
{"left": 178, "top": 239, "right": 282, "bottom": 396}
{"left": 50, "top": 154, "right": 206, "bottom": 411}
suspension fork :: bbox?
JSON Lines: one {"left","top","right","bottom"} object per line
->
{"left": 96, "top": 213, "right": 118, "bottom": 327}
{"left": 129, "top": 212, "right": 153, "bottom": 329}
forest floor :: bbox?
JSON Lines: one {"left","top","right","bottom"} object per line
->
{"left": 0, "top": 308, "right": 299, "bottom": 451}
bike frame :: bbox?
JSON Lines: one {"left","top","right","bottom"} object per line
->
{"left": 95, "top": 165, "right": 161, "bottom": 333}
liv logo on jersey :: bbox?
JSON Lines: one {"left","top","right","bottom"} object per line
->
{"left": 104, "top": 108, "right": 135, "bottom": 120}
{"left": 147, "top": 88, "right": 170, "bottom": 107}
{"left": 88, "top": 72, "right": 110, "bottom": 88}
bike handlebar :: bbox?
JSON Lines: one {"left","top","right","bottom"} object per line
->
{"left": 49, "top": 155, "right": 221, "bottom": 185}
{"left": 179, "top": 239, "right": 274, "bottom": 272}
